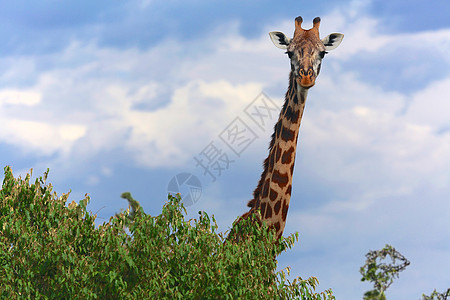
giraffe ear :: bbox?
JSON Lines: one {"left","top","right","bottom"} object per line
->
{"left": 322, "top": 33, "right": 344, "bottom": 51}
{"left": 269, "top": 31, "right": 291, "bottom": 49}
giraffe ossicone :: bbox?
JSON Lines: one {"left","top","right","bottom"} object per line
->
{"left": 230, "top": 16, "right": 343, "bottom": 242}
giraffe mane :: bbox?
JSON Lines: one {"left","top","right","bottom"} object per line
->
{"left": 247, "top": 71, "right": 296, "bottom": 210}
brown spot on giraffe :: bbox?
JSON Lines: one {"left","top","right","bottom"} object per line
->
{"left": 292, "top": 92, "right": 299, "bottom": 104}
{"left": 262, "top": 178, "right": 270, "bottom": 198}
{"left": 264, "top": 204, "right": 273, "bottom": 219}
{"left": 269, "top": 188, "right": 278, "bottom": 202}
{"left": 281, "top": 146, "right": 295, "bottom": 164}
{"left": 286, "top": 184, "right": 292, "bottom": 196}
{"left": 275, "top": 146, "right": 282, "bottom": 162}
{"left": 288, "top": 107, "right": 301, "bottom": 124}
{"left": 274, "top": 120, "right": 282, "bottom": 137}
{"left": 282, "top": 201, "right": 289, "bottom": 222}
{"left": 280, "top": 126, "right": 295, "bottom": 142}
{"left": 229, "top": 16, "right": 344, "bottom": 242}
{"left": 274, "top": 200, "right": 281, "bottom": 215}
{"left": 283, "top": 105, "right": 293, "bottom": 122}
{"left": 272, "top": 170, "right": 289, "bottom": 188}
{"left": 268, "top": 149, "right": 275, "bottom": 172}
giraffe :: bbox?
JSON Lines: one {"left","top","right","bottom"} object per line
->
{"left": 230, "top": 16, "right": 343, "bottom": 241}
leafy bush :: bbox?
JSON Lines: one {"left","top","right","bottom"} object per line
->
{"left": 360, "top": 244, "right": 410, "bottom": 300}
{"left": 422, "top": 288, "right": 450, "bottom": 300}
{"left": 360, "top": 244, "right": 449, "bottom": 300}
{"left": 0, "top": 166, "right": 334, "bottom": 299}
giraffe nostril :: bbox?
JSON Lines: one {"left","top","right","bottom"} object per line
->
{"left": 300, "top": 68, "right": 314, "bottom": 77}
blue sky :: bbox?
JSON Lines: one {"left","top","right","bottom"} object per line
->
{"left": 1, "top": 0, "right": 449, "bottom": 298}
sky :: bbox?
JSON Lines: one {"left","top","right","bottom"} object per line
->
{"left": 1, "top": 0, "right": 449, "bottom": 298}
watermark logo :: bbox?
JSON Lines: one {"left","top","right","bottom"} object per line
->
{"left": 194, "top": 92, "right": 279, "bottom": 183}
{"left": 193, "top": 141, "right": 235, "bottom": 182}
{"left": 167, "top": 173, "right": 202, "bottom": 207}
{"left": 219, "top": 117, "right": 258, "bottom": 157}
{"left": 168, "top": 92, "right": 280, "bottom": 207}
{"left": 244, "top": 92, "right": 279, "bottom": 130}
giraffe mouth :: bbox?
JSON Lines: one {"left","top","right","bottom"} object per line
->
{"left": 296, "top": 76, "right": 315, "bottom": 89}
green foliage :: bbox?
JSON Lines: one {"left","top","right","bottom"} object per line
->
{"left": 0, "top": 166, "right": 334, "bottom": 299}
{"left": 422, "top": 288, "right": 450, "bottom": 300}
{"left": 360, "top": 244, "right": 410, "bottom": 300}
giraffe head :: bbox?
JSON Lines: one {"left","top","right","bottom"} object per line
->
{"left": 269, "top": 16, "right": 344, "bottom": 89}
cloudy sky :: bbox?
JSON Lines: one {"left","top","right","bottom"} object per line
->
{"left": 1, "top": 0, "right": 449, "bottom": 298}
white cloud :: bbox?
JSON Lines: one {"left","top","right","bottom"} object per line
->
{"left": 0, "top": 89, "right": 41, "bottom": 106}
{"left": 320, "top": 5, "right": 450, "bottom": 65}
{"left": 0, "top": 119, "right": 86, "bottom": 156}
{"left": 121, "top": 79, "right": 263, "bottom": 167}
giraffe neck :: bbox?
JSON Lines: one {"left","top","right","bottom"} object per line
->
{"left": 248, "top": 71, "right": 307, "bottom": 239}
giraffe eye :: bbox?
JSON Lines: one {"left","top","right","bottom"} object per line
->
{"left": 285, "top": 51, "right": 293, "bottom": 59}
